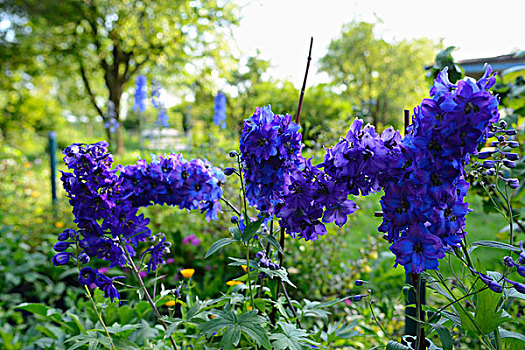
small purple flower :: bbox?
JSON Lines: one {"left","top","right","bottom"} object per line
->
{"left": 95, "top": 273, "right": 124, "bottom": 303}
{"left": 182, "top": 234, "right": 201, "bottom": 247}
{"left": 390, "top": 223, "right": 445, "bottom": 274}
{"left": 79, "top": 267, "right": 97, "bottom": 285}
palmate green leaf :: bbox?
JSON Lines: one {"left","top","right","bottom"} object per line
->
{"left": 205, "top": 238, "right": 237, "bottom": 258}
{"left": 474, "top": 288, "right": 513, "bottom": 334}
{"left": 270, "top": 322, "right": 318, "bottom": 350}
{"left": 200, "top": 309, "right": 271, "bottom": 350}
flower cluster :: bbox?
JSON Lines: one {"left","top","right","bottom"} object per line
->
{"left": 119, "top": 153, "right": 224, "bottom": 221}
{"left": 240, "top": 105, "right": 304, "bottom": 215}
{"left": 151, "top": 79, "right": 169, "bottom": 127}
{"left": 502, "top": 243, "right": 525, "bottom": 293}
{"left": 472, "top": 120, "right": 520, "bottom": 189}
{"left": 133, "top": 75, "right": 147, "bottom": 114}
{"left": 213, "top": 91, "right": 227, "bottom": 129}
{"left": 322, "top": 118, "right": 403, "bottom": 196}
{"left": 276, "top": 119, "right": 399, "bottom": 241}
{"left": 53, "top": 142, "right": 224, "bottom": 302}
{"left": 381, "top": 66, "right": 500, "bottom": 273}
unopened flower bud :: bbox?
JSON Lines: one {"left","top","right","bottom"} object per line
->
{"left": 231, "top": 216, "right": 239, "bottom": 224}
{"left": 508, "top": 141, "right": 519, "bottom": 148}
{"left": 503, "top": 160, "right": 516, "bottom": 168}
{"left": 517, "top": 266, "right": 525, "bottom": 278}
{"left": 229, "top": 151, "right": 238, "bottom": 158}
{"left": 505, "top": 129, "right": 517, "bottom": 136}
{"left": 255, "top": 251, "right": 265, "bottom": 259}
{"left": 54, "top": 241, "right": 72, "bottom": 252}
{"left": 482, "top": 160, "right": 495, "bottom": 168}
{"left": 224, "top": 167, "right": 236, "bottom": 176}
{"left": 490, "top": 141, "right": 499, "bottom": 147}
{"left": 352, "top": 294, "right": 367, "bottom": 302}
{"left": 503, "top": 256, "right": 515, "bottom": 267}
{"left": 355, "top": 279, "right": 368, "bottom": 286}
{"left": 78, "top": 253, "right": 90, "bottom": 264}
{"left": 477, "top": 151, "right": 494, "bottom": 159}
{"left": 508, "top": 179, "right": 520, "bottom": 189}
{"left": 504, "top": 153, "right": 519, "bottom": 161}
{"left": 497, "top": 135, "right": 505, "bottom": 142}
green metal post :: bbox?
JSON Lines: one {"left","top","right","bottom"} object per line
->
{"left": 48, "top": 131, "right": 57, "bottom": 208}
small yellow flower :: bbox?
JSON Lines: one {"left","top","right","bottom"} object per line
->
{"left": 209, "top": 314, "right": 216, "bottom": 319}
{"left": 226, "top": 280, "right": 243, "bottom": 286}
{"left": 241, "top": 265, "right": 248, "bottom": 273}
{"left": 31, "top": 191, "right": 40, "bottom": 198}
{"left": 369, "top": 251, "right": 378, "bottom": 260}
{"left": 24, "top": 162, "right": 31, "bottom": 168}
{"left": 165, "top": 300, "right": 176, "bottom": 307}
{"left": 363, "top": 265, "right": 372, "bottom": 273}
{"left": 55, "top": 221, "right": 65, "bottom": 228}
{"left": 180, "top": 268, "right": 195, "bottom": 279}
{"left": 247, "top": 306, "right": 252, "bottom": 311}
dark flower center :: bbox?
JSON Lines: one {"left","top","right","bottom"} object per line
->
{"left": 431, "top": 173, "right": 442, "bottom": 186}
{"left": 414, "top": 242, "right": 424, "bottom": 254}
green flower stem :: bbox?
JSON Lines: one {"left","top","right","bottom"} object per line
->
{"left": 220, "top": 196, "right": 241, "bottom": 216}
{"left": 237, "top": 156, "right": 249, "bottom": 218}
{"left": 366, "top": 297, "right": 391, "bottom": 341}
{"left": 84, "top": 285, "right": 116, "bottom": 350}
{"left": 123, "top": 246, "right": 178, "bottom": 350}
{"left": 412, "top": 273, "right": 425, "bottom": 350}
{"left": 494, "top": 327, "right": 503, "bottom": 350}
{"left": 436, "top": 273, "right": 496, "bottom": 350}
{"left": 246, "top": 244, "right": 255, "bottom": 308}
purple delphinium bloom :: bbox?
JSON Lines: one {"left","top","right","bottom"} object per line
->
{"left": 133, "top": 75, "right": 147, "bottom": 113}
{"left": 55, "top": 141, "right": 225, "bottom": 302}
{"left": 240, "top": 105, "right": 304, "bottom": 215}
{"left": 378, "top": 65, "right": 500, "bottom": 273}
{"left": 390, "top": 223, "right": 445, "bottom": 273}
{"left": 213, "top": 91, "right": 227, "bottom": 129}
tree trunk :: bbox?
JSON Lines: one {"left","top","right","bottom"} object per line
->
{"left": 107, "top": 72, "right": 125, "bottom": 154}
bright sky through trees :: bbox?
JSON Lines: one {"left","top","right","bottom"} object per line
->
{"left": 233, "top": 0, "right": 525, "bottom": 87}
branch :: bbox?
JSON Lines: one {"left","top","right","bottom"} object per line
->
{"left": 79, "top": 60, "right": 106, "bottom": 120}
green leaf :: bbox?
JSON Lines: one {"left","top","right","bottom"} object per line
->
{"left": 164, "top": 319, "right": 183, "bottom": 338}
{"left": 200, "top": 309, "right": 270, "bottom": 349}
{"left": 474, "top": 288, "right": 513, "bottom": 334}
{"left": 470, "top": 240, "right": 520, "bottom": 252}
{"left": 270, "top": 322, "right": 318, "bottom": 350}
{"left": 431, "top": 323, "right": 453, "bottom": 350}
{"left": 16, "top": 303, "right": 49, "bottom": 316}
{"left": 229, "top": 227, "right": 242, "bottom": 241}
{"left": 205, "top": 238, "right": 236, "bottom": 258}
{"left": 499, "top": 329, "right": 525, "bottom": 343}
{"left": 242, "top": 218, "right": 264, "bottom": 242}
{"left": 259, "top": 233, "right": 283, "bottom": 254}
{"left": 386, "top": 340, "right": 412, "bottom": 350}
